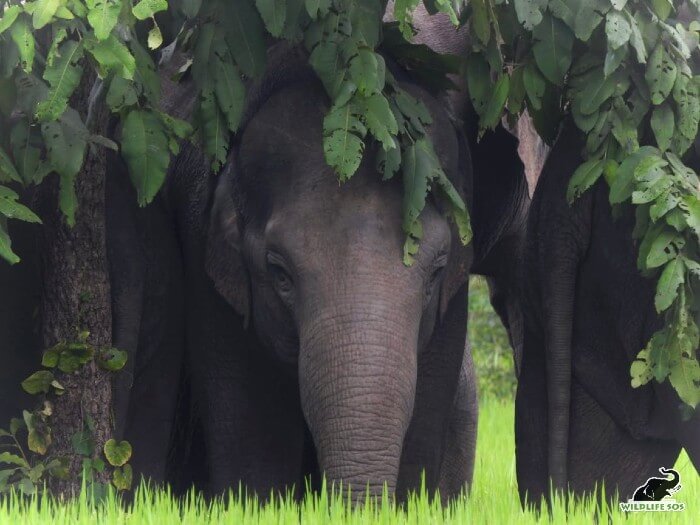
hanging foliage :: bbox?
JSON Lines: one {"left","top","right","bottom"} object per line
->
{"left": 0, "top": 1, "right": 697, "bottom": 409}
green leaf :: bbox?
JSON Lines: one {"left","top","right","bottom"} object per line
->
{"left": 646, "top": 228, "right": 685, "bottom": 269}
{"left": 21, "top": 370, "right": 55, "bottom": 394}
{"left": 308, "top": 41, "right": 345, "bottom": 99}
{"left": 305, "top": 0, "right": 330, "bottom": 19}
{"left": 466, "top": 54, "right": 490, "bottom": 115}
{"left": 532, "top": 14, "right": 574, "bottom": 86}
{"left": 0, "top": 6, "right": 21, "bottom": 35}
{"left": 304, "top": 0, "right": 328, "bottom": 19}
{"left": 631, "top": 346, "right": 654, "bottom": 388}
{"left": 669, "top": 351, "right": 700, "bottom": 408}
{"left": 32, "top": 0, "right": 60, "bottom": 29}
{"left": 0, "top": 146, "right": 21, "bottom": 183}
{"left": 649, "top": 190, "right": 679, "bottom": 222}
{"left": 578, "top": 69, "right": 620, "bottom": 114}
{"left": 609, "top": 146, "right": 657, "bottom": 204}
{"left": 0, "top": 186, "right": 41, "bottom": 223}
{"left": 349, "top": 48, "right": 384, "bottom": 96}
{"left": 222, "top": 0, "right": 267, "bottom": 78}
{"left": 120, "top": 110, "right": 171, "bottom": 206}
{"left": 147, "top": 21, "right": 162, "bottom": 50}
{"left": 680, "top": 195, "right": 700, "bottom": 241}
{"left": 10, "top": 16, "right": 35, "bottom": 73}
{"left": 323, "top": 101, "right": 366, "bottom": 181}
{"left": 0, "top": 452, "right": 28, "bottom": 468}
{"left": 435, "top": 170, "right": 471, "bottom": 245}
{"left": 655, "top": 257, "right": 684, "bottom": 312}
{"left": 627, "top": 11, "right": 646, "bottom": 63}
{"left": 481, "top": 75, "right": 509, "bottom": 131}
{"left": 645, "top": 43, "right": 677, "bottom": 105}
{"left": 86, "top": 0, "right": 122, "bottom": 40}
{"left": 0, "top": 217, "right": 19, "bottom": 264}
{"left": 401, "top": 139, "right": 440, "bottom": 232}
{"left": 97, "top": 348, "right": 127, "bottom": 371}
{"left": 42, "top": 109, "right": 88, "bottom": 225}
{"left": 650, "top": 0, "right": 672, "bottom": 20}
{"left": 212, "top": 47, "right": 245, "bottom": 134}
{"left": 566, "top": 158, "right": 604, "bottom": 203}
{"left": 673, "top": 74, "right": 699, "bottom": 151}
{"left": 104, "top": 439, "right": 132, "bottom": 467}
{"left": 131, "top": 39, "right": 160, "bottom": 105}
{"left": 523, "top": 63, "right": 545, "bottom": 110}
{"left": 376, "top": 145, "right": 401, "bottom": 180}
{"left": 47, "top": 457, "right": 69, "bottom": 479}
{"left": 36, "top": 40, "right": 84, "bottom": 122}
{"left": 605, "top": 10, "right": 631, "bottom": 50}
{"left": 85, "top": 34, "right": 136, "bottom": 80}
{"left": 471, "top": 0, "right": 491, "bottom": 45}
{"left": 513, "top": 0, "right": 546, "bottom": 31}
{"left": 574, "top": 6, "right": 603, "bottom": 41}
{"left": 106, "top": 76, "right": 138, "bottom": 112}
{"left": 197, "top": 90, "right": 229, "bottom": 171}
{"left": 71, "top": 428, "right": 95, "bottom": 456}
{"left": 18, "top": 478, "right": 35, "bottom": 495}
{"left": 255, "top": 0, "right": 286, "bottom": 37}
{"left": 357, "top": 93, "right": 397, "bottom": 151}
{"left": 650, "top": 103, "right": 674, "bottom": 152}
{"left": 112, "top": 464, "right": 132, "bottom": 490}
{"left": 132, "top": 0, "right": 167, "bottom": 20}
{"left": 393, "top": 0, "right": 421, "bottom": 39}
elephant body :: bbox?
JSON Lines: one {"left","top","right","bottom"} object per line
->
{"left": 106, "top": 44, "right": 481, "bottom": 499}
{"left": 512, "top": 120, "right": 700, "bottom": 503}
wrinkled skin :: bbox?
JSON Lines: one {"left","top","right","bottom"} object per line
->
{"left": 512, "top": 120, "right": 700, "bottom": 504}
{"left": 185, "top": 52, "right": 479, "bottom": 498}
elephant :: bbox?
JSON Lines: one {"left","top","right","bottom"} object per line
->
{"left": 505, "top": 119, "right": 700, "bottom": 504}
{"left": 0, "top": 6, "right": 535, "bottom": 502}
{"left": 632, "top": 467, "right": 681, "bottom": 501}
{"left": 110, "top": 42, "right": 482, "bottom": 500}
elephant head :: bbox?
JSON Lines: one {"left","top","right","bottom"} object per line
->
{"left": 204, "top": 49, "right": 472, "bottom": 496}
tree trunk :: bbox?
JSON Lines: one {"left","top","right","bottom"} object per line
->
{"left": 40, "top": 73, "right": 113, "bottom": 496}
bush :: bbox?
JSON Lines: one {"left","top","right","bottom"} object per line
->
{"left": 468, "top": 277, "right": 516, "bottom": 401}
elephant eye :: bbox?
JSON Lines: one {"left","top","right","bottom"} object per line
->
{"left": 266, "top": 253, "right": 294, "bottom": 298}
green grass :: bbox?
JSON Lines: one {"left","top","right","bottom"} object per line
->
{"left": 1, "top": 399, "right": 697, "bottom": 524}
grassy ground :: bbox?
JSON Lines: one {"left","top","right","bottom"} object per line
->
{"left": 1, "top": 278, "right": 697, "bottom": 522}
{"left": 1, "top": 399, "right": 697, "bottom": 524}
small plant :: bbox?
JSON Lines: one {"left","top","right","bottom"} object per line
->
{"left": 0, "top": 329, "right": 131, "bottom": 495}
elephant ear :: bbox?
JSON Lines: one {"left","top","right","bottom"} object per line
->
{"left": 438, "top": 126, "right": 474, "bottom": 321}
{"left": 205, "top": 171, "right": 251, "bottom": 325}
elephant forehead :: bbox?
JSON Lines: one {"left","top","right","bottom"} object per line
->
{"left": 264, "top": 175, "right": 449, "bottom": 271}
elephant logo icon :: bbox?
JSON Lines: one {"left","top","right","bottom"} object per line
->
{"left": 632, "top": 467, "right": 682, "bottom": 502}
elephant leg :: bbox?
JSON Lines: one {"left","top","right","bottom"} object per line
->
{"left": 515, "top": 328, "right": 549, "bottom": 506}
{"left": 107, "top": 157, "right": 186, "bottom": 482}
{"left": 189, "top": 291, "right": 307, "bottom": 498}
{"left": 437, "top": 340, "right": 478, "bottom": 500}
{"left": 397, "top": 285, "right": 469, "bottom": 500}
{"left": 567, "top": 378, "right": 681, "bottom": 502}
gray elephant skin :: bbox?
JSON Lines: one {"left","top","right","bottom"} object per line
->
{"left": 489, "top": 118, "right": 700, "bottom": 505}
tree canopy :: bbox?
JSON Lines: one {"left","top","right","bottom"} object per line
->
{"left": 0, "top": 0, "right": 698, "bottom": 419}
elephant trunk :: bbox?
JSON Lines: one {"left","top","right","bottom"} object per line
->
{"left": 545, "top": 261, "right": 576, "bottom": 492}
{"left": 298, "top": 305, "right": 418, "bottom": 497}
{"left": 660, "top": 467, "right": 679, "bottom": 486}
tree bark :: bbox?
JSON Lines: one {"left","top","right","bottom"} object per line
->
{"left": 40, "top": 73, "right": 113, "bottom": 496}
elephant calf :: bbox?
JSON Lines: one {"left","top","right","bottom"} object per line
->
{"left": 137, "top": 45, "right": 480, "bottom": 501}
